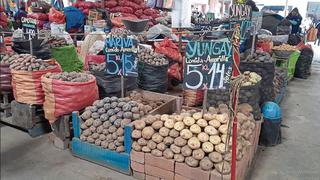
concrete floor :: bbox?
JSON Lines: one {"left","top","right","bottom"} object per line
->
{"left": 1, "top": 45, "right": 320, "bottom": 180}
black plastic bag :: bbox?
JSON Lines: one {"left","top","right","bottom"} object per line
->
{"left": 138, "top": 61, "right": 168, "bottom": 93}
{"left": 294, "top": 48, "right": 314, "bottom": 79}
{"left": 91, "top": 71, "right": 137, "bottom": 98}
{"left": 12, "top": 39, "right": 52, "bottom": 59}
{"left": 259, "top": 119, "right": 281, "bottom": 146}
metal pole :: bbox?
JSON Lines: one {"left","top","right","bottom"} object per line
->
{"left": 120, "top": 75, "right": 125, "bottom": 98}
{"left": 202, "top": 89, "right": 208, "bottom": 114}
{"left": 251, "top": 26, "right": 256, "bottom": 56}
{"left": 29, "top": 33, "right": 33, "bottom": 56}
{"left": 285, "top": 0, "right": 289, "bottom": 16}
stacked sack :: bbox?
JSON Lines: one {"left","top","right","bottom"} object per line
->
{"left": 0, "top": 52, "right": 16, "bottom": 93}
{"left": 27, "top": 13, "right": 49, "bottom": 29}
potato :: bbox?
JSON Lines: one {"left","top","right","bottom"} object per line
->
{"left": 218, "top": 104, "right": 229, "bottom": 114}
{"left": 218, "top": 124, "right": 228, "bottom": 134}
{"left": 202, "top": 142, "right": 214, "bottom": 153}
{"left": 160, "top": 114, "right": 169, "bottom": 121}
{"left": 147, "top": 140, "right": 157, "bottom": 150}
{"left": 200, "top": 157, "right": 214, "bottom": 171}
{"left": 190, "top": 124, "right": 201, "bottom": 134}
{"left": 102, "top": 121, "right": 112, "bottom": 129}
{"left": 101, "top": 141, "right": 109, "bottom": 149}
{"left": 99, "top": 134, "right": 106, "bottom": 141}
{"left": 192, "top": 112, "right": 202, "bottom": 120}
{"left": 188, "top": 137, "right": 201, "bottom": 149}
{"left": 170, "top": 144, "right": 181, "bottom": 154}
{"left": 181, "top": 145, "right": 192, "bottom": 157}
{"left": 144, "top": 115, "right": 157, "bottom": 125}
{"left": 151, "top": 149, "right": 163, "bottom": 157}
{"left": 209, "top": 152, "right": 223, "bottom": 163}
{"left": 116, "top": 128, "right": 124, "bottom": 136}
{"left": 221, "top": 134, "right": 227, "bottom": 144}
{"left": 134, "top": 120, "right": 146, "bottom": 130}
{"left": 214, "top": 161, "right": 231, "bottom": 174}
{"left": 208, "top": 107, "right": 217, "bottom": 114}
{"left": 137, "top": 138, "right": 148, "bottom": 146}
{"left": 117, "top": 136, "right": 124, "bottom": 143}
{"left": 203, "top": 113, "right": 214, "bottom": 121}
{"left": 152, "top": 121, "right": 164, "bottom": 130}
{"left": 163, "top": 148, "right": 174, "bottom": 159}
{"left": 174, "top": 137, "right": 187, "bottom": 147}
{"left": 173, "top": 115, "right": 183, "bottom": 121}
{"left": 192, "top": 149, "right": 205, "bottom": 160}
{"left": 183, "top": 117, "right": 195, "bottom": 126}
{"left": 142, "top": 146, "right": 151, "bottom": 153}
{"left": 159, "top": 127, "right": 170, "bottom": 137}
{"left": 157, "top": 142, "right": 167, "bottom": 151}
{"left": 152, "top": 133, "right": 164, "bottom": 143}
{"left": 174, "top": 121, "right": 185, "bottom": 131}
{"left": 185, "top": 157, "right": 199, "bottom": 167}
{"left": 80, "top": 123, "right": 88, "bottom": 130}
{"left": 112, "top": 132, "right": 118, "bottom": 140}
{"left": 196, "top": 133, "right": 209, "bottom": 143}
{"left": 116, "top": 146, "right": 125, "bottom": 152}
{"left": 209, "top": 135, "right": 221, "bottom": 145}
{"left": 81, "top": 110, "right": 92, "bottom": 120}
{"left": 215, "top": 143, "right": 226, "bottom": 154}
{"left": 108, "top": 126, "right": 117, "bottom": 133}
{"left": 87, "top": 136, "right": 95, "bottom": 143}
{"left": 208, "top": 120, "right": 221, "bottom": 128}
{"left": 80, "top": 135, "right": 87, "bottom": 141}
{"left": 85, "top": 118, "right": 94, "bottom": 127}
{"left": 196, "top": 119, "right": 208, "bottom": 128}
{"left": 163, "top": 137, "right": 174, "bottom": 145}
{"left": 96, "top": 125, "right": 104, "bottom": 134}
{"left": 224, "top": 152, "right": 232, "bottom": 162}
{"left": 132, "top": 130, "right": 142, "bottom": 139}
{"left": 204, "top": 126, "right": 218, "bottom": 136}
{"left": 169, "top": 129, "right": 180, "bottom": 138}
{"left": 132, "top": 142, "right": 142, "bottom": 151}
{"left": 164, "top": 119, "right": 175, "bottom": 129}
{"left": 82, "top": 129, "right": 92, "bottom": 136}
{"left": 238, "top": 103, "right": 253, "bottom": 116}
{"left": 108, "top": 142, "right": 116, "bottom": 150}
{"left": 180, "top": 129, "right": 193, "bottom": 140}
{"left": 142, "top": 127, "right": 155, "bottom": 140}
{"left": 92, "top": 133, "right": 99, "bottom": 139}
{"left": 216, "top": 113, "right": 229, "bottom": 124}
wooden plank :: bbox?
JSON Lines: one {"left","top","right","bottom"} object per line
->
{"left": 72, "top": 138, "right": 131, "bottom": 175}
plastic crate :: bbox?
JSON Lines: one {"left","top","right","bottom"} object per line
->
{"left": 71, "top": 112, "right": 133, "bottom": 175}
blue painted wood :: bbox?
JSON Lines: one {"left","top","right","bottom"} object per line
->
{"left": 72, "top": 138, "right": 131, "bottom": 175}
{"left": 72, "top": 111, "right": 80, "bottom": 138}
{"left": 124, "top": 124, "right": 133, "bottom": 154}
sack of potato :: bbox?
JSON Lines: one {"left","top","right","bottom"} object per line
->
{"left": 79, "top": 96, "right": 152, "bottom": 153}
{"left": 0, "top": 52, "right": 16, "bottom": 93}
{"left": 9, "top": 54, "right": 62, "bottom": 104}
{"left": 131, "top": 103, "right": 256, "bottom": 174}
{"left": 41, "top": 72, "right": 99, "bottom": 123}
{"left": 137, "top": 47, "right": 169, "bottom": 93}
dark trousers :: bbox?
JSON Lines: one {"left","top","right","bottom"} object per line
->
{"left": 315, "top": 35, "right": 320, "bottom": 46}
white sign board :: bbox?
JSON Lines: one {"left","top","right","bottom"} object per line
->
{"left": 171, "top": 0, "right": 192, "bottom": 28}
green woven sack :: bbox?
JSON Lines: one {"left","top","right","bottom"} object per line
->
{"left": 51, "top": 45, "right": 83, "bottom": 72}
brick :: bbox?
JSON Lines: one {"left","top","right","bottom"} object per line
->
{"left": 175, "top": 173, "right": 192, "bottom": 180}
{"left": 145, "top": 153, "right": 175, "bottom": 171}
{"left": 131, "top": 160, "right": 145, "bottom": 173}
{"left": 131, "top": 150, "right": 145, "bottom": 164}
{"left": 146, "top": 175, "right": 160, "bottom": 180}
{"left": 210, "top": 170, "right": 230, "bottom": 180}
{"left": 175, "top": 162, "right": 210, "bottom": 180}
{"left": 145, "top": 164, "right": 174, "bottom": 180}
{"left": 133, "top": 170, "right": 146, "bottom": 180}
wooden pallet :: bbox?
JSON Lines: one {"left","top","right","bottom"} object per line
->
{"left": 71, "top": 112, "right": 133, "bottom": 175}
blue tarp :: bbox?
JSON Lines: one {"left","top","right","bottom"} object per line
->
{"left": 63, "top": 6, "right": 84, "bottom": 32}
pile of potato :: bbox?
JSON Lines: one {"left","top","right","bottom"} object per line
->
{"left": 242, "top": 71, "right": 262, "bottom": 86}
{"left": 89, "top": 62, "right": 106, "bottom": 72}
{"left": 131, "top": 104, "right": 256, "bottom": 173}
{"left": 1, "top": 52, "right": 17, "bottom": 65}
{"left": 48, "top": 36, "right": 68, "bottom": 48}
{"left": 128, "top": 91, "right": 165, "bottom": 112}
{"left": 242, "top": 50, "right": 273, "bottom": 63}
{"left": 8, "top": 54, "right": 56, "bottom": 71}
{"left": 44, "top": 72, "right": 93, "bottom": 82}
{"left": 273, "top": 44, "right": 297, "bottom": 51}
{"left": 138, "top": 48, "right": 168, "bottom": 66}
{"left": 79, "top": 97, "right": 151, "bottom": 152}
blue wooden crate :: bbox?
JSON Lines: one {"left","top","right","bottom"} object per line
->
{"left": 71, "top": 112, "right": 133, "bottom": 175}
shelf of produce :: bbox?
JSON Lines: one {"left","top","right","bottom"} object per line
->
{"left": 71, "top": 111, "right": 133, "bottom": 175}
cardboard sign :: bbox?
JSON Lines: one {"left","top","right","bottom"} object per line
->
{"left": 229, "top": 5, "right": 252, "bottom": 21}
{"left": 104, "top": 37, "right": 138, "bottom": 77}
{"left": 21, "top": 17, "right": 38, "bottom": 40}
{"left": 183, "top": 39, "right": 233, "bottom": 90}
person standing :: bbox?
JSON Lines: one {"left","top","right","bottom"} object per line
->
{"left": 286, "top": 8, "right": 302, "bottom": 34}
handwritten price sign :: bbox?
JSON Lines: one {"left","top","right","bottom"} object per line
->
{"left": 21, "top": 17, "right": 38, "bottom": 40}
{"left": 104, "top": 37, "right": 138, "bottom": 77}
{"left": 183, "top": 40, "right": 233, "bottom": 90}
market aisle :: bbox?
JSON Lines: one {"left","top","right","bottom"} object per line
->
{"left": 0, "top": 127, "right": 134, "bottom": 180}
{"left": 250, "top": 50, "right": 320, "bottom": 179}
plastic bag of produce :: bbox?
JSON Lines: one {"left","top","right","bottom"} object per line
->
{"left": 41, "top": 74, "right": 99, "bottom": 123}
{"left": 11, "top": 61, "right": 62, "bottom": 105}
{"left": 0, "top": 64, "right": 12, "bottom": 93}
{"left": 154, "top": 37, "right": 181, "bottom": 62}
{"left": 27, "top": 13, "right": 48, "bottom": 21}
{"left": 48, "top": 8, "right": 66, "bottom": 24}
{"left": 51, "top": 45, "right": 83, "bottom": 72}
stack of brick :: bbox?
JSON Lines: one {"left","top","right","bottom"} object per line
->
{"left": 131, "top": 151, "right": 146, "bottom": 180}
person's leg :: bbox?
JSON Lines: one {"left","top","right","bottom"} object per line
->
{"left": 317, "top": 36, "right": 320, "bottom": 46}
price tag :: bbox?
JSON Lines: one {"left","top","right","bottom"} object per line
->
{"left": 183, "top": 40, "right": 233, "bottom": 90}
{"left": 104, "top": 37, "right": 138, "bottom": 77}
{"left": 21, "top": 17, "right": 38, "bottom": 40}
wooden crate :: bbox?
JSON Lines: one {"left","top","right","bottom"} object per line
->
{"left": 71, "top": 112, "right": 133, "bottom": 175}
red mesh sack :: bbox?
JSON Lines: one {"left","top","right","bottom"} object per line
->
{"left": 28, "top": 13, "right": 48, "bottom": 21}
{"left": 42, "top": 74, "right": 98, "bottom": 123}
{"left": 84, "top": 55, "right": 105, "bottom": 70}
{"left": 155, "top": 38, "right": 182, "bottom": 62}
{"left": 48, "top": 8, "right": 65, "bottom": 24}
